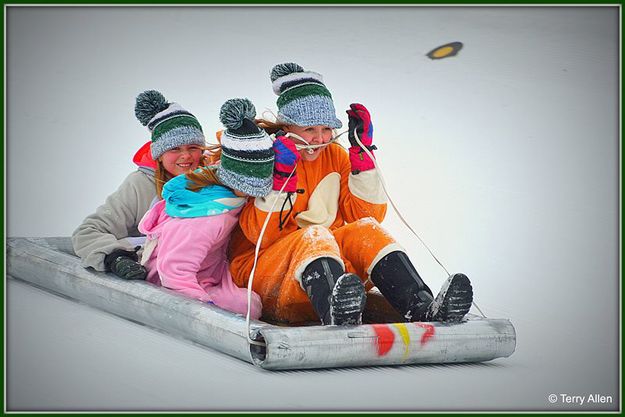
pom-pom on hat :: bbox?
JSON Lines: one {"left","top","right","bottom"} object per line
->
{"left": 217, "top": 98, "right": 275, "bottom": 198}
{"left": 135, "top": 90, "right": 206, "bottom": 160}
{"left": 270, "top": 62, "right": 342, "bottom": 129}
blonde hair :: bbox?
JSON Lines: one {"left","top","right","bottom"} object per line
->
{"left": 185, "top": 165, "right": 222, "bottom": 192}
{"left": 155, "top": 161, "right": 176, "bottom": 198}
{"left": 154, "top": 144, "right": 222, "bottom": 197}
{"left": 255, "top": 118, "right": 288, "bottom": 135}
{"left": 203, "top": 143, "right": 223, "bottom": 165}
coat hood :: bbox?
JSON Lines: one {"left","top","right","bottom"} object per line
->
{"left": 133, "top": 140, "right": 157, "bottom": 170}
{"left": 138, "top": 199, "right": 170, "bottom": 238}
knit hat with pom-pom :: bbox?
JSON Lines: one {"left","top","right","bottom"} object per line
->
{"left": 135, "top": 90, "right": 206, "bottom": 159}
{"left": 270, "top": 62, "right": 342, "bottom": 129}
{"left": 217, "top": 98, "right": 274, "bottom": 197}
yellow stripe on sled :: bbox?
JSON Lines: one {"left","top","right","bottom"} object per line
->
{"left": 393, "top": 323, "right": 411, "bottom": 358}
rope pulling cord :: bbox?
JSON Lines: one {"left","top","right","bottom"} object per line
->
{"left": 244, "top": 163, "right": 297, "bottom": 351}
{"left": 244, "top": 126, "right": 487, "bottom": 359}
{"left": 285, "top": 130, "right": 346, "bottom": 154}
{"left": 350, "top": 131, "right": 486, "bottom": 319}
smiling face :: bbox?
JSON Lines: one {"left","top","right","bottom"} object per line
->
{"left": 159, "top": 144, "right": 203, "bottom": 176}
{"left": 284, "top": 125, "right": 333, "bottom": 161}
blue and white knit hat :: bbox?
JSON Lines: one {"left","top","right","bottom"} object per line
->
{"left": 134, "top": 90, "right": 206, "bottom": 160}
{"left": 217, "top": 98, "right": 274, "bottom": 198}
{"left": 271, "top": 62, "right": 342, "bottom": 129}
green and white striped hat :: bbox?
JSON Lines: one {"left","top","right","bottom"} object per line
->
{"left": 134, "top": 90, "right": 206, "bottom": 159}
{"left": 271, "top": 62, "right": 342, "bottom": 129}
{"left": 217, "top": 98, "right": 274, "bottom": 197}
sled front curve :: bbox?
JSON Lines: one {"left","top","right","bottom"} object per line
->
{"left": 7, "top": 237, "right": 516, "bottom": 370}
{"left": 251, "top": 317, "right": 514, "bottom": 369}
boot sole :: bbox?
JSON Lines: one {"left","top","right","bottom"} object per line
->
{"left": 330, "top": 273, "right": 366, "bottom": 326}
{"left": 430, "top": 273, "right": 473, "bottom": 322}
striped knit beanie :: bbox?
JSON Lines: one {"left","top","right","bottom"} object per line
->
{"left": 217, "top": 98, "right": 274, "bottom": 198}
{"left": 271, "top": 62, "right": 342, "bottom": 129}
{"left": 134, "top": 90, "right": 206, "bottom": 160}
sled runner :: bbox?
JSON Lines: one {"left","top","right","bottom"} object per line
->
{"left": 7, "top": 237, "right": 516, "bottom": 370}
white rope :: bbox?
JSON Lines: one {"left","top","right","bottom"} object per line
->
{"left": 286, "top": 130, "right": 347, "bottom": 153}
{"left": 244, "top": 128, "right": 343, "bottom": 351}
{"left": 352, "top": 131, "right": 451, "bottom": 276}
{"left": 260, "top": 108, "right": 279, "bottom": 122}
{"left": 472, "top": 301, "right": 487, "bottom": 318}
{"left": 245, "top": 160, "right": 297, "bottom": 355}
{"left": 351, "top": 131, "right": 487, "bottom": 318}
{"left": 243, "top": 126, "right": 487, "bottom": 354}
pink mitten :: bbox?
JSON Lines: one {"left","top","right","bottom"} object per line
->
{"left": 346, "top": 103, "right": 376, "bottom": 173}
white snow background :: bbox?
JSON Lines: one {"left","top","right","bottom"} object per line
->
{"left": 6, "top": 5, "right": 620, "bottom": 412}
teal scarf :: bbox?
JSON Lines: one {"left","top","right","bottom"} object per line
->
{"left": 162, "top": 171, "right": 245, "bottom": 218}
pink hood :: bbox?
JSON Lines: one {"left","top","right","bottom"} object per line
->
{"left": 138, "top": 199, "right": 170, "bottom": 239}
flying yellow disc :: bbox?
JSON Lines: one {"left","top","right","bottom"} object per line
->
{"left": 426, "top": 42, "right": 463, "bottom": 60}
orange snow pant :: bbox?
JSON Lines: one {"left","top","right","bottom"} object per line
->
{"left": 231, "top": 218, "right": 400, "bottom": 324}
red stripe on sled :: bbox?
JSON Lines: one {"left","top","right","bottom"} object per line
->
{"left": 415, "top": 323, "right": 435, "bottom": 346}
{"left": 372, "top": 324, "right": 395, "bottom": 356}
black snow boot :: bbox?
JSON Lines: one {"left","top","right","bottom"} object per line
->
{"left": 425, "top": 272, "right": 473, "bottom": 322}
{"left": 301, "top": 257, "right": 367, "bottom": 326}
{"left": 370, "top": 251, "right": 473, "bottom": 322}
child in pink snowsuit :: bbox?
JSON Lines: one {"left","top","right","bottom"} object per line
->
{"left": 138, "top": 98, "right": 274, "bottom": 319}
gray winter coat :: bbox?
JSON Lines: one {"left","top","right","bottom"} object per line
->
{"left": 72, "top": 169, "right": 158, "bottom": 271}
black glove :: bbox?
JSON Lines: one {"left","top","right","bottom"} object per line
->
{"left": 104, "top": 249, "right": 147, "bottom": 280}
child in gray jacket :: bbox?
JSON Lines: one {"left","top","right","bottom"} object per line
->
{"left": 72, "top": 90, "right": 208, "bottom": 280}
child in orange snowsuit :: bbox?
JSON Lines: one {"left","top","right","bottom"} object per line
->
{"left": 229, "top": 63, "right": 474, "bottom": 325}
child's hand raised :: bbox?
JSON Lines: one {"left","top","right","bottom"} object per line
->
{"left": 346, "top": 103, "right": 376, "bottom": 174}
{"left": 347, "top": 103, "right": 374, "bottom": 148}
{"left": 272, "top": 134, "right": 300, "bottom": 192}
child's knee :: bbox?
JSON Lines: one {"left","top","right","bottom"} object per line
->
{"left": 300, "top": 225, "right": 339, "bottom": 249}
{"left": 347, "top": 217, "right": 388, "bottom": 236}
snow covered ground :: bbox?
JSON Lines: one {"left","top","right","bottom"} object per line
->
{"left": 6, "top": 5, "right": 620, "bottom": 411}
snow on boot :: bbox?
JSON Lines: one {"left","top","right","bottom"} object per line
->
{"left": 329, "top": 273, "right": 366, "bottom": 326}
{"left": 370, "top": 250, "right": 436, "bottom": 321}
{"left": 301, "top": 257, "right": 366, "bottom": 326}
{"left": 425, "top": 273, "right": 473, "bottom": 322}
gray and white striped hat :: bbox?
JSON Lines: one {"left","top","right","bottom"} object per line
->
{"left": 217, "top": 98, "right": 274, "bottom": 198}
{"left": 271, "top": 62, "right": 342, "bottom": 129}
{"left": 134, "top": 90, "right": 205, "bottom": 160}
